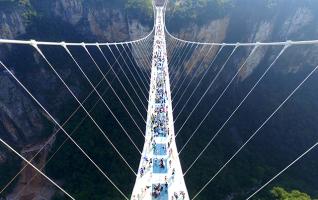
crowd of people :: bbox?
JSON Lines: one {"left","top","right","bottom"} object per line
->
{"left": 152, "top": 182, "right": 169, "bottom": 198}
{"left": 132, "top": 7, "right": 187, "bottom": 200}
{"left": 151, "top": 11, "right": 173, "bottom": 200}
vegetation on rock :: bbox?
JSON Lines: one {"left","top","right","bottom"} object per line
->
{"left": 270, "top": 187, "right": 318, "bottom": 200}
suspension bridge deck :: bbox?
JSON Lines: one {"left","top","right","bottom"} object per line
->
{"left": 1, "top": 0, "right": 318, "bottom": 199}
{"left": 131, "top": 6, "right": 189, "bottom": 200}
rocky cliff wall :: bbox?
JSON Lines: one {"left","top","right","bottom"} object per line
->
{"left": 166, "top": 0, "right": 318, "bottom": 79}
{"left": 0, "top": 1, "right": 152, "bottom": 198}
{"left": 0, "top": 0, "right": 152, "bottom": 144}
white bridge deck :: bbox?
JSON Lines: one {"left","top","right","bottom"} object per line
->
{"left": 131, "top": 6, "right": 189, "bottom": 200}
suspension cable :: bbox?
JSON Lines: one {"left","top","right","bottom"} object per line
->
{"left": 164, "top": 25, "right": 318, "bottom": 46}
{"left": 246, "top": 142, "right": 318, "bottom": 200}
{"left": 179, "top": 45, "right": 259, "bottom": 154}
{"left": 121, "top": 43, "right": 150, "bottom": 93}
{"left": 108, "top": 45, "right": 148, "bottom": 110}
{"left": 172, "top": 44, "right": 205, "bottom": 98}
{"left": 169, "top": 42, "right": 188, "bottom": 77}
{"left": 32, "top": 42, "right": 137, "bottom": 174}
{"left": 82, "top": 44, "right": 145, "bottom": 137}
{"left": 171, "top": 44, "right": 201, "bottom": 93}
{"left": 184, "top": 44, "right": 289, "bottom": 176}
{"left": 0, "top": 25, "right": 154, "bottom": 46}
{"left": 171, "top": 43, "right": 195, "bottom": 86}
{"left": 96, "top": 44, "right": 147, "bottom": 121}
{"left": 172, "top": 45, "right": 224, "bottom": 113}
{"left": 126, "top": 43, "right": 151, "bottom": 81}
{"left": 141, "top": 39, "right": 153, "bottom": 68}
{"left": 63, "top": 44, "right": 142, "bottom": 153}
{"left": 11, "top": 77, "right": 116, "bottom": 198}
{"left": 122, "top": 43, "right": 150, "bottom": 87}
{"left": 0, "top": 70, "right": 119, "bottom": 195}
{"left": 192, "top": 46, "right": 318, "bottom": 199}
{"left": 170, "top": 43, "right": 190, "bottom": 83}
{"left": 172, "top": 45, "right": 210, "bottom": 101}
{"left": 0, "top": 60, "right": 130, "bottom": 199}
{"left": 172, "top": 45, "right": 214, "bottom": 108}
{"left": 0, "top": 138, "right": 75, "bottom": 200}
{"left": 175, "top": 45, "right": 238, "bottom": 134}
{"left": 167, "top": 39, "right": 179, "bottom": 74}
{"left": 168, "top": 40, "right": 183, "bottom": 76}
{"left": 135, "top": 40, "right": 152, "bottom": 67}
{"left": 114, "top": 45, "right": 148, "bottom": 101}
{"left": 131, "top": 41, "right": 152, "bottom": 79}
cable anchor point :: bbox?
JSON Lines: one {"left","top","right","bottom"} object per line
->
{"left": 286, "top": 40, "right": 293, "bottom": 47}
{"left": 60, "top": 41, "right": 67, "bottom": 49}
{"left": 30, "top": 39, "right": 38, "bottom": 48}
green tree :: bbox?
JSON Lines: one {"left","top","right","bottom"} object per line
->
{"left": 271, "top": 187, "right": 317, "bottom": 200}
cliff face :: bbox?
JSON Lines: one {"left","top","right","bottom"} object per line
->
{"left": 53, "top": 0, "right": 84, "bottom": 26}
{"left": 177, "top": 17, "right": 230, "bottom": 43}
{"left": 1, "top": 1, "right": 316, "bottom": 146}
{"left": 0, "top": 74, "right": 45, "bottom": 143}
{"left": 166, "top": 0, "right": 318, "bottom": 79}
{"left": 0, "top": 9, "right": 26, "bottom": 39}
{"left": 167, "top": 1, "right": 318, "bottom": 41}
{"left": 0, "top": 0, "right": 152, "bottom": 143}
{"left": 53, "top": 0, "right": 133, "bottom": 42}
{"left": 0, "top": 1, "right": 152, "bottom": 199}
{"left": 1, "top": 0, "right": 318, "bottom": 199}
{"left": 0, "top": 6, "right": 26, "bottom": 59}
{"left": 166, "top": 1, "right": 318, "bottom": 199}
{"left": 0, "top": 0, "right": 151, "bottom": 42}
